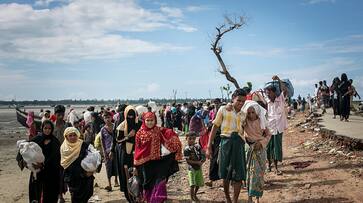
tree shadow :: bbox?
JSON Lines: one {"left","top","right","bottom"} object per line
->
{"left": 265, "top": 179, "right": 343, "bottom": 191}
{"left": 283, "top": 154, "right": 315, "bottom": 160}
{"left": 268, "top": 178, "right": 302, "bottom": 183}
{"left": 283, "top": 163, "right": 363, "bottom": 175}
{"left": 290, "top": 197, "right": 353, "bottom": 203}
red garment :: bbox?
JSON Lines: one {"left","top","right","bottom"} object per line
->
{"left": 26, "top": 111, "right": 37, "bottom": 140}
{"left": 50, "top": 114, "right": 57, "bottom": 122}
{"left": 246, "top": 93, "right": 253, "bottom": 100}
{"left": 199, "top": 128, "right": 209, "bottom": 151}
{"left": 134, "top": 112, "right": 182, "bottom": 166}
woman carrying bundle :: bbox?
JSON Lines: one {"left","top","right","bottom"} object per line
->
{"left": 134, "top": 112, "right": 182, "bottom": 203}
{"left": 60, "top": 127, "right": 95, "bottom": 203}
{"left": 25, "top": 120, "right": 61, "bottom": 203}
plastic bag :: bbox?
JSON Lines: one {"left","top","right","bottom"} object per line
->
{"left": 265, "top": 79, "right": 294, "bottom": 98}
{"left": 128, "top": 175, "right": 141, "bottom": 198}
{"left": 282, "top": 79, "right": 294, "bottom": 98}
{"left": 81, "top": 144, "right": 102, "bottom": 172}
{"left": 17, "top": 141, "right": 45, "bottom": 179}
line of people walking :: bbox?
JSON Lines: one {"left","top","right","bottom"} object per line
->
{"left": 20, "top": 74, "right": 290, "bottom": 203}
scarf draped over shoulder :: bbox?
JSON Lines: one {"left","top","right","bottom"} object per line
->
{"left": 60, "top": 127, "right": 83, "bottom": 169}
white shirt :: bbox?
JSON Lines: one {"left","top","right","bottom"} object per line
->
{"left": 84, "top": 111, "right": 92, "bottom": 124}
{"left": 267, "top": 94, "right": 288, "bottom": 135}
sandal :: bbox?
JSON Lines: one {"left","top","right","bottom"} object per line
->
{"left": 105, "top": 186, "right": 112, "bottom": 191}
{"left": 114, "top": 183, "right": 120, "bottom": 187}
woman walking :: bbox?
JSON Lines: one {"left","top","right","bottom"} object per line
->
{"left": 27, "top": 120, "right": 61, "bottom": 203}
{"left": 61, "top": 127, "right": 95, "bottom": 203}
{"left": 242, "top": 101, "right": 271, "bottom": 203}
{"left": 134, "top": 112, "right": 182, "bottom": 203}
{"left": 114, "top": 106, "right": 142, "bottom": 202}
{"left": 338, "top": 73, "right": 351, "bottom": 121}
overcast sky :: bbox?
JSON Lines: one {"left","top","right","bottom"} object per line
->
{"left": 0, "top": 0, "right": 362, "bottom": 101}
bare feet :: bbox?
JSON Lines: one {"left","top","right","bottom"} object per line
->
{"left": 205, "top": 181, "right": 213, "bottom": 187}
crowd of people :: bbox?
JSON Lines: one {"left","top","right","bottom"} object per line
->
{"left": 313, "top": 73, "right": 360, "bottom": 121}
{"left": 287, "top": 73, "right": 361, "bottom": 121}
{"left": 21, "top": 75, "right": 292, "bottom": 203}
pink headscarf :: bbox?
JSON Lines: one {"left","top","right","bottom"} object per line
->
{"left": 26, "top": 111, "right": 34, "bottom": 128}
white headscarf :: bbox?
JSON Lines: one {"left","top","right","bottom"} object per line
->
{"left": 242, "top": 100, "right": 268, "bottom": 130}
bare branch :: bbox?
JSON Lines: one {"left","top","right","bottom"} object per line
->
{"left": 211, "top": 15, "right": 246, "bottom": 89}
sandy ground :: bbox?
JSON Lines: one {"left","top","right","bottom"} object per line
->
{"left": 0, "top": 107, "right": 362, "bottom": 203}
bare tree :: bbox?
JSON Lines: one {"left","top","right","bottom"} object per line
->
{"left": 172, "top": 89, "right": 177, "bottom": 102}
{"left": 211, "top": 15, "right": 246, "bottom": 89}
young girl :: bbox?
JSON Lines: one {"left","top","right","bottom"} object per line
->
{"left": 101, "top": 111, "right": 119, "bottom": 191}
{"left": 83, "top": 123, "right": 95, "bottom": 145}
{"left": 242, "top": 101, "right": 271, "bottom": 203}
{"left": 26, "top": 111, "right": 37, "bottom": 140}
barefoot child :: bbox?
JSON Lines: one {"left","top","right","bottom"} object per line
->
{"left": 184, "top": 132, "right": 205, "bottom": 202}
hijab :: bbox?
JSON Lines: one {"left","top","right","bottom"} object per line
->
{"left": 117, "top": 105, "right": 139, "bottom": 134}
{"left": 242, "top": 100, "right": 268, "bottom": 130}
{"left": 60, "top": 127, "right": 83, "bottom": 169}
{"left": 141, "top": 112, "right": 157, "bottom": 131}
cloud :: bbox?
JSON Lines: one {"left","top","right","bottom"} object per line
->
{"left": 34, "top": 0, "right": 68, "bottom": 7}
{"left": 67, "top": 92, "right": 88, "bottom": 100}
{"left": 296, "top": 35, "right": 363, "bottom": 54}
{"left": 146, "top": 83, "right": 160, "bottom": 93}
{"left": 185, "top": 5, "right": 213, "bottom": 12}
{"left": 236, "top": 34, "right": 363, "bottom": 58}
{"left": 304, "top": 0, "right": 336, "bottom": 5}
{"left": 0, "top": 0, "right": 195, "bottom": 63}
{"left": 160, "top": 6, "right": 183, "bottom": 18}
{"left": 238, "top": 48, "right": 285, "bottom": 57}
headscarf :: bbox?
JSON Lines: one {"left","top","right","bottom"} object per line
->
{"left": 195, "top": 110, "right": 205, "bottom": 119}
{"left": 171, "top": 107, "right": 177, "bottom": 114}
{"left": 242, "top": 100, "right": 268, "bottom": 130}
{"left": 141, "top": 112, "right": 157, "bottom": 131}
{"left": 60, "top": 127, "right": 83, "bottom": 169}
{"left": 26, "top": 111, "right": 34, "bottom": 128}
{"left": 117, "top": 105, "right": 139, "bottom": 133}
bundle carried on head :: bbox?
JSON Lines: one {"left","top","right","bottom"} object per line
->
{"left": 264, "top": 79, "right": 294, "bottom": 98}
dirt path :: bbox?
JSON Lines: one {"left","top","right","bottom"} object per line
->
{"left": 0, "top": 110, "right": 362, "bottom": 203}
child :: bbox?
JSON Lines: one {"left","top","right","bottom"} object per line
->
{"left": 83, "top": 123, "right": 95, "bottom": 145}
{"left": 101, "top": 111, "right": 119, "bottom": 191}
{"left": 184, "top": 132, "right": 205, "bottom": 202}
